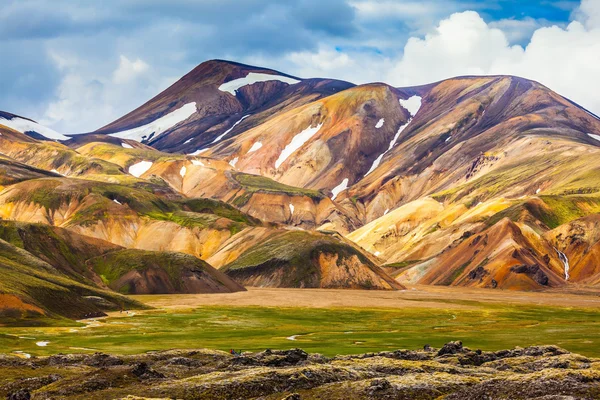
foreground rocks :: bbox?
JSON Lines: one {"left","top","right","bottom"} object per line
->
{"left": 1, "top": 343, "right": 599, "bottom": 399}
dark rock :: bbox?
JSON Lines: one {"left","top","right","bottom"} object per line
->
{"left": 491, "top": 279, "right": 498, "bottom": 288}
{"left": 84, "top": 353, "right": 124, "bottom": 367}
{"left": 509, "top": 264, "right": 549, "bottom": 286}
{"left": 7, "top": 390, "right": 30, "bottom": 400}
{"left": 368, "top": 378, "right": 392, "bottom": 392}
{"left": 234, "top": 348, "right": 309, "bottom": 367}
{"left": 542, "top": 254, "right": 551, "bottom": 265}
{"left": 468, "top": 265, "right": 488, "bottom": 280}
{"left": 165, "top": 357, "right": 203, "bottom": 367}
{"left": 437, "top": 341, "right": 464, "bottom": 356}
{"left": 131, "top": 362, "right": 165, "bottom": 379}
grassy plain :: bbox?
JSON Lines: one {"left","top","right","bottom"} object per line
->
{"left": 1, "top": 286, "right": 600, "bottom": 357}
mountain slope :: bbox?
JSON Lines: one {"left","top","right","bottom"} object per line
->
{"left": 4, "top": 60, "right": 600, "bottom": 294}
{"left": 221, "top": 230, "right": 404, "bottom": 290}
{"left": 0, "top": 237, "right": 143, "bottom": 326}
{"left": 83, "top": 60, "right": 354, "bottom": 153}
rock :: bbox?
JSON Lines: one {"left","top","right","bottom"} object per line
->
{"left": 84, "top": 353, "right": 124, "bottom": 367}
{"left": 131, "top": 362, "right": 165, "bottom": 379}
{"left": 281, "top": 394, "right": 301, "bottom": 400}
{"left": 437, "top": 341, "right": 464, "bottom": 356}
{"left": 7, "top": 390, "right": 30, "bottom": 400}
{"left": 368, "top": 378, "right": 392, "bottom": 392}
{"left": 234, "top": 348, "right": 309, "bottom": 367}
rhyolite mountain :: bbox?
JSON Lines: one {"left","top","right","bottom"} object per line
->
{"left": 2, "top": 59, "right": 600, "bottom": 323}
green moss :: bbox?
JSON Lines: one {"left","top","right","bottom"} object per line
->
{"left": 223, "top": 231, "right": 369, "bottom": 273}
{"left": 0, "top": 239, "right": 143, "bottom": 325}
{"left": 182, "top": 198, "right": 261, "bottom": 225}
{"left": 86, "top": 249, "right": 216, "bottom": 293}
{"left": 233, "top": 172, "right": 325, "bottom": 200}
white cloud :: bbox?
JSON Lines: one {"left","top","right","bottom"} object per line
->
{"left": 386, "top": 3, "right": 600, "bottom": 115}
{"left": 113, "top": 55, "right": 149, "bottom": 84}
{"left": 350, "top": 1, "right": 439, "bottom": 19}
{"left": 489, "top": 17, "right": 548, "bottom": 43}
{"left": 276, "top": 0, "right": 600, "bottom": 116}
{"left": 575, "top": 0, "right": 600, "bottom": 28}
{"left": 41, "top": 52, "right": 174, "bottom": 133}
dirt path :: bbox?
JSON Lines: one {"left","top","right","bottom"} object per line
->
{"left": 129, "top": 285, "right": 600, "bottom": 311}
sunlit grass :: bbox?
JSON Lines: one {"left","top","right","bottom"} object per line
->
{"left": 2, "top": 302, "right": 599, "bottom": 358}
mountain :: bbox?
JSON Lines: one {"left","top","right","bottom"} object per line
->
{"left": 75, "top": 60, "right": 354, "bottom": 153}
{"left": 0, "top": 111, "right": 68, "bottom": 141}
{"left": 2, "top": 58, "right": 600, "bottom": 324}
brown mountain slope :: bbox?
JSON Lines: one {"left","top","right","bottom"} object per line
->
{"left": 80, "top": 60, "right": 354, "bottom": 152}
{"left": 76, "top": 142, "right": 360, "bottom": 232}
{"left": 345, "top": 76, "right": 600, "bottom": 221}
{"left": 0, "top": 220, "right": 245, "bottom": 296}
{"left": 203, "top": 83, "right": 412, "bottom": 199}
{"left": 220, "top": 230, "right": 404, "bottom": 290}
{"left": 0, "top": 175, "right": 395, "bottom": 291}
{"left": 398, "top": 218, "right": 565, "bottom": 290}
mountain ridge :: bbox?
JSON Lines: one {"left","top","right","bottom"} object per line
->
{"left": 2, "top": 59, "right": 600, "bottom": 325}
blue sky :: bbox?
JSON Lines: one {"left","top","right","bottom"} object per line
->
{"left": 1, "top": 0, "right": 598, "bottom": 133}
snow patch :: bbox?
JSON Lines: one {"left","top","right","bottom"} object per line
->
{"left": 365, "top": 154, "right": 384, "bottom": 176}
{"left": 399, "top": 95, "right": 422, "bottom": 116}
{"left": 375, "top": 118, "right": 385, "bottom": 129}
{"left": 229, "top": 157, "right": 239, "bottom": 168}
{"left": 289, "top": 203, "right": 295, "bottom": 215}
{"left": 445, "top": 135, "right": 452, "bottom": 143}
{"left": 374, "top": 251, "right": 381, "bottom": 256}
{"left": 331, "top": 178, "right": 349, "bottom": 200}
{"left": 248, "top": 141, "right": 263, "bottom": 153}
{"left": 35, "top": 341, "right": 50, "bottom": 347}
{"left": 286, "top": 335, "right": 300, "bottom": 341}
{"left": 275, "top": 123, "right": 323, "bottom": 169}
{"left": 365, "top": 119, "right": 412, "bottom": 176}
{"left": 121, "top": 142, "right": 133, "bottom": 149}
{"left": 191, "top": 159, "right": 204, "bottom": 166}
{"left": 128, "top": 161, "right": 153, "bottom": 177}
{"left": 219, "top": 72, "right": 300, "bottom": 95}
{"left": 384, "top": 209, "right": 389, "bottom": 215}
{"left": 113, "top": 199, "right": 122, "bottom": 205}
{"left": 0, "top": 116, "right": 69, "bottom": 140}
{"left": 109, "top": 102, "right": 196, "bottom": 142}
{"left": 212, "top": 115, "right": 250, "bottom": 144}
{"left": 180, "top": 166, "right": 187, "bottom": 178}
{"left": 188, "top": 148, "right": 208, "bottom": 156}
{"left": 184, "top": 138, "right": 192, "bottom": 144}
{"left": 555, "top": 248, "right": 570, "bottom": 281}
{"left": 536, "top": 188, "right": 541, "bottom": 194}
{"left": 588, "top": 133, "right": 600, "bottom": 142}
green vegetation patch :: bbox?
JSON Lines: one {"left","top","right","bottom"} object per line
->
{"left": 182, "top": 198, "right": 261, "bottom": 225}
{"left": 223, "top": 231, "right": 369, "bottom": 272}
{"left": 486, "top": 195, "right": 600, "bottom": 229}
{"left": 2, "top": 302, "right": 600, "bottom": 358}
{"left": 233, "top": 172, "right": 325, "bottom": 200}
{"left": 86, "top": 249, "right": 216, "bottom": 293}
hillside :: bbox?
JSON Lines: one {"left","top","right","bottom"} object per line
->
{"left": 1, "top": 58, "right": 600, "bottom": 303}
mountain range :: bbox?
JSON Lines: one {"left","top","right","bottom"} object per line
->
{"left": 2, "top": 59, "right": 600, "bottom": 323}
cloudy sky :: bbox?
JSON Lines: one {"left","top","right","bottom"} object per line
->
{"left": 2, "top": 0, "right": 599, "bottom": 133}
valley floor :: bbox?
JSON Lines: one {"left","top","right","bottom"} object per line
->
{"left": 1, "top": 286, "right": 600, "bottom": 359}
